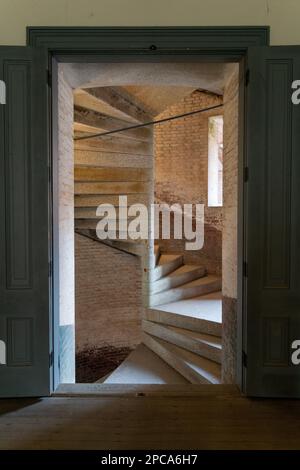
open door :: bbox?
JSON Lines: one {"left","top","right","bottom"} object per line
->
{"left": 0, "top": 47, "right": 51, "bottom": 396}
{"left": 244, "top": 46, "right": 300, "bottom": 397}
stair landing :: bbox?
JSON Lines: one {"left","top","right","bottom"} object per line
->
{"left": 103, "top": 344, "right": 188, "bottom": 384}
{"left": 157, "top": 291, "right": 222, "bottom": 323}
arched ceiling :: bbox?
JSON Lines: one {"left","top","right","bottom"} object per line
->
{"left": 66, "top": 61, "right": 234, "bottom": 138}
{"left": 61, "top": 62, "right": 227, "bottom": 95}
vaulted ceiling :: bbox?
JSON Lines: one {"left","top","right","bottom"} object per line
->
{"left": 62, "top": 62, "right": 227, "bottom": 95}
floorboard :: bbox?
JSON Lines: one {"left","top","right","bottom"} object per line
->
{"left": 0, "top": 388, "right": 300, "bottom": 449}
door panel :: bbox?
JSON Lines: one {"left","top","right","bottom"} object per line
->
{"left": 0, "top": 47, "right": 50, "bottom": 396}
{"left": 244, "top": 46, "right": 300, "bottom": 397}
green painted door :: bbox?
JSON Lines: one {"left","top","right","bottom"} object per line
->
{"left": 0, "top": 47, "right": 51, "bottom": 396}
{"left": 244, "top": 46, "right": 300, "bottom": 397}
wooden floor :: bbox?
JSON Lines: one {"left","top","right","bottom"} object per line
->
{"left": 0, "top": 385, "right": 300, "bottom": 450}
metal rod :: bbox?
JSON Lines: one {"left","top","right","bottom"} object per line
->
{"left": 74, "top": 103, "right": 223, "bottom": 141}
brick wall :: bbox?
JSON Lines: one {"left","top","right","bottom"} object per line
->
{"left": 222, "top": 64, "right": 239, "bottom": 383}
{"left": 75, "top": 233, "right": 143, "bottom": 353}
{"left": 154, "top": 90, "right": 223, "bottom": 274}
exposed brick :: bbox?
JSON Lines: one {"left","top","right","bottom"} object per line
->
{"left": 76, "top": 345, "right": 133, "bottom": 383}
{"left": 222, "top": 65, "right": 239, "bottom": 383}
{"left": 222, "top": 296, "right": 237, "bottom": 384}
{"left": 75, "top": 233, "right": 143, "bottom": 354}
{"left": 154, "top": 90, "right": 223, "bottom": 274}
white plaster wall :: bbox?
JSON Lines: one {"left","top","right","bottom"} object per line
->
{"left": 222, "top": 64, "right": 239, "bottom": 299}
{"left": 1, "top": 1, "right": 300, "bottom": 46}
{"left": 57, "top": 66, "right": 76, "bottom": 383}
{"left": 58, "top": 67, "right": 75, "bottom": 327}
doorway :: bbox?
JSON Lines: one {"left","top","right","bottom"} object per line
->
{"left": 53, "top": 59, "right": 240, "bottom": 388}
{"left": 8, "top": 26, "right": 299, "bottom": 398}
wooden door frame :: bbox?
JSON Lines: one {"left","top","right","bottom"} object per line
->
{"left": 27, "top": 26, "right": 269, "bottom": 394}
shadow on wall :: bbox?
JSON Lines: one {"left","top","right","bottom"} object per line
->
{"left": 75, "top": 233, "right": 143, "bottom": 383}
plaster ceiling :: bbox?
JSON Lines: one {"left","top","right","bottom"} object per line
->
{"left": 61, "top": 62, "right": 228, "bottom": 95}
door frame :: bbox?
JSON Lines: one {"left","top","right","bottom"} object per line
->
{"left": 27, "top": 26, "right": 269, "bottom": 393}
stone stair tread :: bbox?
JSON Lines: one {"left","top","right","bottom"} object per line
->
{"left": 167, "top": 264, "right": 204, "bottom": 277}
{"left": 177, "top": 274, "right": 220, "bottom": 289}
{"left": 150, "top": 276, "right": 221, "bottom": 308}
{"left": 151, "top": 264, "right": 206, "bottom": 295}
{"left": 75, "top": 209, "right": 137, "bottom": 220}
{"left": 151, "top": 253, "right": 184, "bottom": 282}
{"left": 94, "top": 372, "right": 112, "bottom": 383}
{"left": 143, "top": 334, "right": 221, "bottom": 384}
{"left": 156, "top": 291, "right": 222, "bottom": 323}
{"left": 104, "top": 343, "right": 188, "bottom": 384}
{"left": 164, "top": 324, "right": 222, "bottom": 348}
{"left": 75, "top": 228, "right": 144, "bottom": 243}
{"left": 142, "top": 320, "right": 222, "bottom": 363}
{"left": 157, "top": 253, "right": 183, "bottom": 266}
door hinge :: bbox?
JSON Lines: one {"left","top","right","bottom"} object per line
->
{"left": 47, "top": 69, "right": 52, "bottom": 88}
{"left": 48, "top": 260, "right": 52, "bottom": 278}
{"left": 242, "top": 350, "right": 248, "bottom": 368}
{"left": 244, "top": 166, "right": 249, "bottom": 182}
{"left": 245, "top": 69, "right": 250, "bottom": 86}
{"left": 243, "top": 260, "right": 248, "bottom": 278}
{"left": 49, "top": 350, "right": 54, "bottom": 367}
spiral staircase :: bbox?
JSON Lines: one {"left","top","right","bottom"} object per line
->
{"left": 72, "top": 83, "right": 223, "bottom": 384}
{"left": 103, "top": 245, "right": 222, "bottom": 384}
